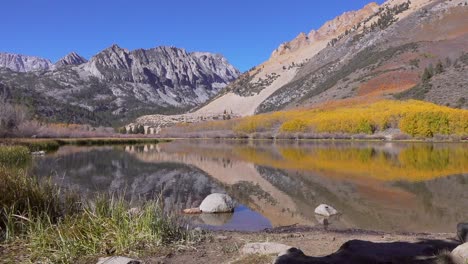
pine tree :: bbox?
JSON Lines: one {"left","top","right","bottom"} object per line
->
{"left": 445, "top": 57, "right": 452, "bottom": 67}
{"left": 421, "top": 67, "right": 432, "bottom": 82}
{"left": 435, "top": 60, "right": 444, "bottom": 74}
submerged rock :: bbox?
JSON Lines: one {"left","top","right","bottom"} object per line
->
{"left": 199, "top": 193, "right": 235, "bottom": 213}
{"left": 242, "top": 242, "right": 292, "bottom": 255}
{"left": 314, "top": 204, "right": 338, "bottom": 217}
{"left": 96, "top": 256, "right": 140, "bottom": 264}
{"left": 200, "top": 212, "right": 233, "bottom": 226}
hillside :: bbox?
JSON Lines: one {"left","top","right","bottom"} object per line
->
{"left": 0, "top": 46, "right": 240, "bottom": 125}
{"left": 192, "top": 0, "right": 467, "bottom": 117}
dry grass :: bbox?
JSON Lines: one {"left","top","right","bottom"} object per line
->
{"left": 0, "top": 165, "right": 200, "bottom": 263}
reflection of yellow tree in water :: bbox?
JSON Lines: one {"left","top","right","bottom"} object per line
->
{"left": 398, "top": 145, "right": 467, "bottom": 171}
{"left": 234, "top": 144, "right": 468, "bottom": 182}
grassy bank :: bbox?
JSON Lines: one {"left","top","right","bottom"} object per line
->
{"left": 164, "top": 100, "right": 468, "bottom": 140}
{"left": 0, "top": 146, "right": 31, "bottom": 165}
{"left": 0, "top": 138, "right": 169, "bottom": 153}
{"left": 0, "top": 147, "right": 199, "bottom": 263}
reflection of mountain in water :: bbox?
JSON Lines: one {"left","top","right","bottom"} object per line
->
{"left": 33, "top": 146, "right": 224, "bottom": 211}
{"left": 257, "top": 166, "right": 468, "bottom": 233}
{"left": 129, "top": 144, "right": 312, "bottom": 226}
{"left": 128, "top": 140, "right": 467, "bottom": 233}
{"left": 32, "top": 141, "right": 468, "bottom": 233}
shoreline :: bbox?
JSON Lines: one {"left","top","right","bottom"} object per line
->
{"left": 138, "top": 226, "right": 460, "bottom": 264}
{"left": 1, "top": 136, "right": 467, "bottom": 145}
{"left": 164, "top": 137, "right": 468, "bottom": 143}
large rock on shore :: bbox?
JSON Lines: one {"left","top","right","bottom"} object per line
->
{"left": 96, "top": 256, "right": 140, "bottom": 264}
{"left": 199, "top": 193, "right": 235, "bottom": 213}
{"left": 242, "top": 242, "right": 292, "bottom": 255}
{"left": 452, "top": 243, "right": 468, "bottom": 264}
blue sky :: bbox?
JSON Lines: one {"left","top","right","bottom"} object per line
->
{"left": 2, "top": 0, "right": 384, "bottom": 71}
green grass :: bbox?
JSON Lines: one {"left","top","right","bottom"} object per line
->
{"left": 26, "top": 197, "right": 198, "bottom": 263}
{"left": 0, "top": 164, "right": 201, "bottom": 263}
{"left": 0, "top": 146, "right": 31, "bottom": 166}
{"left": 21, "top": 140, "right": 61, "bottom": 152}
{"left": 0, "top": 167, "right": 80, "bottom": 242}
{"left": 56, "top": 138, "right": 167, "bottom": 146}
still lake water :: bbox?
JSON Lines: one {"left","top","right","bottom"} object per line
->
{"left": 32, "top": 140, "right": 468, "bottom": 233}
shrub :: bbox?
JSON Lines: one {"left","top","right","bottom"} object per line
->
{"left": 280, "top": 119, "right": 309, "bottom": 133}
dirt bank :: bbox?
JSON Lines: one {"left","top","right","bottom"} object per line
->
{"left": 142, "top": 226, "right": 459, "bottom": 264}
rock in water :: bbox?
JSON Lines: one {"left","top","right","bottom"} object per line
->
{"left": 199, "top": 213, "right": 233, "bottom": 226}
{"left": 199, "top": 193, "right": 235, "bottom": 213}
{"left": 242, "top": 242, "right": 292, "bottom": 255}
{"left": 96, "top": 256, "right": 140, "bottom": 264}
{"left": 458, "top": 223, "right": 468, "bottom": 243}
{"left": 452, "top": 243, "right": 468, "bottom": 264}
{"left": 314, "top": 204, "right": 338, "bottom": 217}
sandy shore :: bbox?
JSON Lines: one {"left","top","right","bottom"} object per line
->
{"left": 140, "top": 226, "right": 459, "bottom": 264}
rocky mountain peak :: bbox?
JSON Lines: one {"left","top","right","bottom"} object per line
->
{"left": 55, "top": 52, "right": 88, "bottom": 67}
{"left": 83, "top": 44, "right": 134, "bottom": 80}
{"left": 271, "top": 2, "right": 380, "bottom": 59}
{"left": 84, "top": 45, "right": 240, "bottom": 86}
{"left": 0, "top": 52, "right": 54, "bottom": 72}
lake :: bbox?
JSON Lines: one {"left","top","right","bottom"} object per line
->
{"left": 32, "top": 140, "right": 468, "bottom": 233}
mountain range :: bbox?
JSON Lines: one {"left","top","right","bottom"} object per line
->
{"left": 193, "top": 0, "right": 467, "bottom": 117}
{"left": 1, "top": 0, "right": 467, "bottom": 128}
{"left": 0, "top": 46, "right": 240, "bottom": 125}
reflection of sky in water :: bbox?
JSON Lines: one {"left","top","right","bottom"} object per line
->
{"left": 197, "top": 206, "right": 272, "bottom": 232}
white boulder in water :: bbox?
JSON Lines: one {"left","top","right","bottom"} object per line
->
{"left": 199, "top": 193, "right": 235, "bottom": 213}
{"left": 314, "top": 204, "right": 338, "bottom": 217}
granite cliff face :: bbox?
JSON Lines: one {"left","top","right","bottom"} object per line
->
{"left": 0, "top": 52, "right": 54, "bottom": 72}
{"left": 83, "top": 45, "right": 239, "bottom": 104}
{"left": 0, "top": 45, "right": 240, "bottom": 125}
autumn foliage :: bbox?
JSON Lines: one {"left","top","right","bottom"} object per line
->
{"left": 237, "top": 100, "right": 468, "bottom": 137}
{"left": 164, "top": 100, "right": 467, "bottom": 138}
